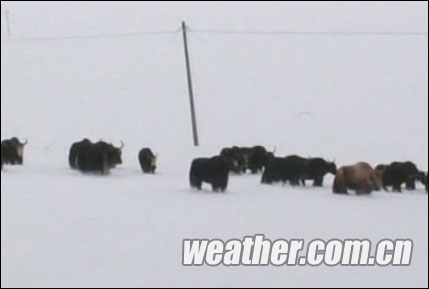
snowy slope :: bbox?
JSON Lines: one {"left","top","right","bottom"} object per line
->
{"left": 1, "top": 3, "right": 428, "bottom": 288}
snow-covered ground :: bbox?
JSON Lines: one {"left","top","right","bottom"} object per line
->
{"left": 1, "top": 2, "right": 428, "bottom": 287}
{"left": 1, "top": 165, "right": 428, "bottom": 287}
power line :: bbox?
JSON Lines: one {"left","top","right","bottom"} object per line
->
{"left": 187, "top": 27, "right": 429, "bottom": 36}
{"left": 2, "top": 26, "right": 428, "bottom": 43}
{"left": 1, "top": 28, "right": 181, "bottom": 43}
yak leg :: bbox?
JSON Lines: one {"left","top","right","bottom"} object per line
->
{"left": 392, "top": 183, "right": 402, "bottom": 193}
{"left": 313, "top": 176, "right": 324, "bottom": 187}
{"left": 190, "top": 175, "right": 203, "bottom": 190}
{"left": 405, "top": 179, "right": 416, "bottom": 191}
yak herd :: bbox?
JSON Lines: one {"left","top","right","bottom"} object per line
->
{"left": 192, "top": 145, "right": 427, "bottom": 194}
{"left": 1, "top": 138, "right": 428, "bottom": 195}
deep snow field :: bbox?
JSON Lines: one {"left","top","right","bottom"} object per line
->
{"left": 1, "top": 22, "right": 428, "bottom": 287}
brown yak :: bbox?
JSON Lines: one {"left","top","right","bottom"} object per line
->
{"left": 333, "top": 162, "right": 382, "bottom": 195}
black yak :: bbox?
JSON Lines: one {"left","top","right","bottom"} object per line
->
{"left": 69, "top": 139, "right": 123, "bottom": 174}
{"left": 69, "top": 138, "right": 92, "bottom": 169}
{"left": 381, "top": 162, "right": 420, "bottom": 192}
{"left": 1, "top": 137, "right": 28, "bottom": 166}
{"left": 138, "top": 148, "right": 157, "bottom": 174}
{"left": 189, "top": 156, "right": 231, "bottom": 192}
{"left": 247, "top": 146, "right": 274, "bottom": 174}
{"left": 220, "top": 147, "right": 244, "bottom": 174}
{"left": 263, "top": 155, "right": 336, "bottom": 187}
{"left": 261, "top": 157, "right": 296, "bottom": 185}
{"left": 283, "top": 155, "right": 337, "bottom": 187}
{"left": 220, "top": 146, "right": 274, "bottom": 175}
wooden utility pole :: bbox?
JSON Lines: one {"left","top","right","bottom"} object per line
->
{"left": 181, "top": 21, "right": 199, "bottom": 146}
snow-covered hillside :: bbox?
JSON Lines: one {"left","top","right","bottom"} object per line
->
{"left": 1, "top": 2, "right": 428, "bottom": 287}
